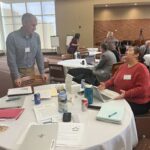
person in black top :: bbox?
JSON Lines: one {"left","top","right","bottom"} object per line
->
{"left": 108, "top": 43, "right": 120, "bottom": 62}
{"left": 67, "top": 33, "right": 80, "bottom": 54}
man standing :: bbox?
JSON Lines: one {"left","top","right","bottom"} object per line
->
{"left": 6, "top": 13, "right": 47, "bottom": 87}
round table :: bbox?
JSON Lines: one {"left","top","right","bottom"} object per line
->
{"left": 58, "top": 59, "right": 95, "bottom": 69}
{"left": 0, "top": 84, "right": 138, "bottom": 150}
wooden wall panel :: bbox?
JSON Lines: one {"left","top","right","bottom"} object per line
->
{"left": 94, "top": 19, "right": 150, "bottom": 45}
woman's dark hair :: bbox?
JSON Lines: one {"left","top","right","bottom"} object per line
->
{"left": 74, "top": 33, "right": 80, "bottom": 39}
{"left": 100, "top": 43, "right": 108, "bottom": 51}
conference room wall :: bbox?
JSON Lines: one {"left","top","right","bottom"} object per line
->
{"left": 55, "top": 0, "right": 93, "bottom": 54}
{"left": 93, "top": 0, "right": 150, "bottom": 5}
{"left": 94, "top": 5, "right": 150, "bottom": 44}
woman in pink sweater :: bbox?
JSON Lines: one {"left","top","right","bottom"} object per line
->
{"left": 99, "top": 46, "right": 150, "bottom": 115}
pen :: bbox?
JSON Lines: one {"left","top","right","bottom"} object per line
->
{"left": 108, "top": 112, "right": 117, "bottom": 118}
{"left": 6, "top": 97, "right": 21, "bottom": 102}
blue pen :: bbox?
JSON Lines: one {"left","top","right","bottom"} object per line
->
{"left": 108, "top": 112, "right": 117, "bottom": 118}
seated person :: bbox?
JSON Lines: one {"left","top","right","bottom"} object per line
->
{"left": 98, "top": 46, "right": 150, "bottom": 115}
{"left": 93, "top": 43, "right": 117, "bottom": 82}
{"left": 139, "top": 40, "right": 150, "bottom": 63}
{"left": 108, "top": 43, "right": 120, "bottom": 62}
{"left": 67, "top": 33, "right": 80, "bottom": 54}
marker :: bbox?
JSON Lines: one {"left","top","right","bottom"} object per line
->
{"left": 108, "top": 112, "right": 117, "bottom": 118}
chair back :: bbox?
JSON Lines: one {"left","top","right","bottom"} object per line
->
{"left": 48, "top": 64, "right": 65, "bottom": 83}
{"left": 95, "top": 53, "right": 101, "bottom": 59}
{"left": 80, "top": 51, "right": 89, "bottom": 58}
{"left": 112, "top": 62, "right": 124, "bottom": 76}
{"left": 61, "top": 53, "right": 73, "bottom": 60}
{"left": 21, "top": 75, "right": 47, "bottom": 87}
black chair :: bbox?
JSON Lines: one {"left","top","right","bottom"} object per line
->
{"left": 48, "top": 64, "right": 65, "bottom": 83}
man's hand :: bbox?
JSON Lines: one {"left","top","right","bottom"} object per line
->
{"left": 15, "top": 78, "right": 22, "bottom": 87}
{"left": 41, "top": 74, "right": 48, "bottom": 82}
{"left": 114, "top": 90, "right": 125, "bottom": 100}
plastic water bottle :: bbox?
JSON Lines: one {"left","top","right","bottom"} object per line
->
{"left": 74, "top": 52, "right": 78, "bottom": 59}
{"left": 84, "top": 84, "right": 93, "bottom": 104}
{"left": 81, "top": 79, "right": 85, "bottom": 89}
{"left": 77, "top": 52, "right": 81, "bottom": 58}
{"left": 58, "top": 90, "right": 68, "bottom": 113}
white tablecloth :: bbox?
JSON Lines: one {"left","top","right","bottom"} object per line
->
{"left": 0, "top": 84, "right": 138, "bottom": 150}
{"left": 58, "top": 59, "right": 94, "bottom": 69}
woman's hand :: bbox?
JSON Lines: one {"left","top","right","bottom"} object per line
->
{"left": 115, "top": 90, "right": 125, "bottom": 100}
{"left": 98, "top": 82, "right": 106, "bottom": 90}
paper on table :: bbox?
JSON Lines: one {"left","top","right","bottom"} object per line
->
{"left": 65, "top": 74, "right": 73, "bottom": 93}
{"left": 50, "top": 88, "right": 58, "bottom": 97}
{"left": 33, "top": 103, "right": 60, "bottom": 123}
{"left": 57, "top": 123, "right": 84, "bottom": 147}
{"left": 34, "top": 89, "right": 51, "bottom": 99}
{"left": 100, "top": 89, "right": 120, "bottom": 99}
{"left": 0, "top": 96, "right": 25, "bottom": 109}
{"left": 7, "top": 86, "right": 32, "bottom": 96}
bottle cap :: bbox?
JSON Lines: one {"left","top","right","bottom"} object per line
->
{"left": 84, "top": 84, "right": 92, "bottom": 88}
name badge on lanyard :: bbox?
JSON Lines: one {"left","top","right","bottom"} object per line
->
{"left": 123, "top": 75, "right": 131, "bottom": 80}
{"left": 25, "top": 47, "right": 30, "bottom": 53}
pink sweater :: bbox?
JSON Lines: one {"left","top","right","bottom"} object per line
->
{"left": 105, "top": 63, "right": 150, "bottom": 104}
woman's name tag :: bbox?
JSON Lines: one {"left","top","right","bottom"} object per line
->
{"left": 123, "top": 75, "right": 131, "bottom": 80}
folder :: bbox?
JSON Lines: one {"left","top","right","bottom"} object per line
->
{"left": 7, "top": 86, "right": 33, "bottom": 96}
{"left": 96, "top": 101, "right": 125, "bottom": 124}
{"left": 0, "top": 96, "right": 25, "bottom": 109}
{"left": 0, "top": 108, "right": 24, "bottom": 120}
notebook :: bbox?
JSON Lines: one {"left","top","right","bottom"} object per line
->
{"left": 96, "top": 101, "right": 125, "bottom": 124}
{"left": 0, "top": 96, "right": 25, "bottom": 109}
{"left": 0, "top": 108, "right": 24, "bottom": 120}
{"left": 7, "top": 86, "right": 33, "bottom": 96}
{"left": 89, "top": 87, "right": 120, "bottom": 107}
{"left": 93, "top": 86, "right": 113, "bottom": 103}
{"left": 85, "top": 55, "right": 95, "bottom": 65}
{"left": 18, "top": 124, "right": 58, "bottom": 150}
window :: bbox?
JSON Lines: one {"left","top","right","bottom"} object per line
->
{"left": 0, "top": 0, "right": 56, "bottom": 51}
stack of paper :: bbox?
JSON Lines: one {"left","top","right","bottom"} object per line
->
{"left": 33, "top": 103, "right": 60, "bottom": 123}
{"left": 96, "top": 101, "right": 125, "bottom": 124}
{"left": 34, "top": 89, "right": 51, "bottom": 99}
{"left": 7, "top": 86, "right": 33, "bottom": 96}
{"left": 34, "top": 86, "right": 58, "bottom": 98}
{"left": 56, "top": 123, "right": 84, "bottom": 147}
{"left": 100, "top": 89, "right": 120, "bottom": 99}
{"left": 0, "top": 108, "right": 24, "bottom": 120}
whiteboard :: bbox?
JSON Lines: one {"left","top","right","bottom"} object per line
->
{"left": 50, "top": 36, "right": 59, "bottom": 47}
{"left": 66, "top": 35, "right": 74, "bottom": 46}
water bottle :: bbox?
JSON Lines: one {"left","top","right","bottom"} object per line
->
{"left": 58, "top": 90, "right": 68, "bottom": 113}
{"left": 77, "top": 52, "right": 81, "bottom": 59}
{"left": 84, "top": 84, "right": 93, "bottom": 104}
{"left": 81, "top": 79, "right": 85, "bottom": 89}
{"left": 74, "top": 52, "right": 78, "bottom": 59}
